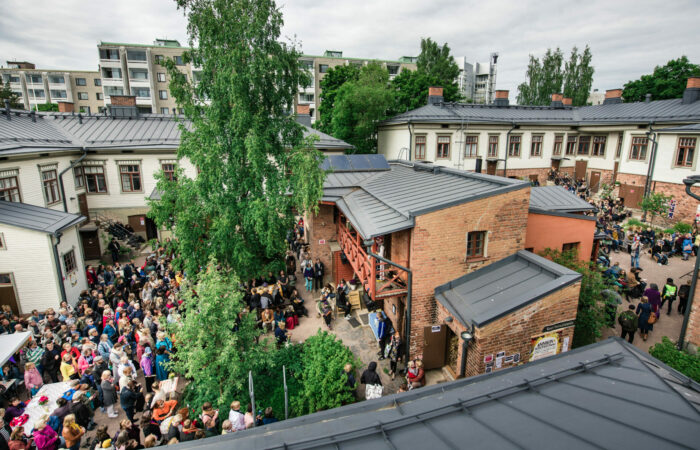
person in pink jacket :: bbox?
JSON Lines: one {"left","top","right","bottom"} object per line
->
{"left": 76, "top": 348, "right": 95, "bottom": 375}
{"left": 23, "top": 362, "right": 43, "bottom": 396}
{"left": 32, "top": 419, "right": 59, "bottom": 450}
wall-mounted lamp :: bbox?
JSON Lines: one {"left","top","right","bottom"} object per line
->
{"left": 445, "top": 316, "right": 453, "bottom": 323}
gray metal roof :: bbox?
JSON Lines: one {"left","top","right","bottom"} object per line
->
{"left": 170, "top": 338, "right": 700, "bottom": 450}
{"left": 381, "top": 98, "right": 700, "bottom": 126}
{"left": 0, "top": 112, "right": 78, "bottom": 152}
{"left": 435, "top": 250, "right": 582, "bottom": 327}
{"left": 0, "top": 111, "right": 353, "bottom": 154}
{"left": 657, "top": 123, "right": 700, "bottom": 133}
{"left": 529, "top": 186, "right": 596, "bottom": 213}
{"left": 0, "top": 201, "right": 86, "bottom": 234}
{"left": 331, "top": 161, "right": 529, "bottom": 238}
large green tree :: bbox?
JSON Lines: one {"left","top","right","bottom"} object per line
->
{"left": 330, "top": 63, "right": 394, "bottom": 154}
{"left": 623, "top": 56, "right": 700, "bottom": 102}
{"left": 167, "top": 260, "right": 268, "bottom": 411}
{"left": 149, "top": 0, "right": 326, "bottom": 280}
{"left": 0, "top": 83, "right": 22, "bottom": 109}
{"left": 517, "top": 45, "right": 594, "bottom": 106}
{"left": 316, "top": 64, "right": 360, "bottom": 134}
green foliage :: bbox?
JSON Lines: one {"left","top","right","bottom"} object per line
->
{"left": 649, "top": 337, "right": 700, "bottom": 382}
{"left": 673, "top": 222, "right": 693, "bottom": 234}
{"left": 623, "top": 57, "right": 700, "bottom": 102}
{"left": 517, "top": 45, "right": 594, "bottom": 106}
{"left": 330, "top": 63, "right": 394, "bottom": 154}
{"left": 168, "top": 260, "right": 267, "bottom": 412}
{"left": 292, "top": 330, "right": 359, "bottom": 415}
{"left": 625, "top": 217, "right": 644, "bottom": 229}
{"left": 640, "top": 192, "right": 672, "bottom": 226}
{"left": 35, "top": 103, "right": 58, "bottom": 112}
{"left": 316, "top": 64, "right": 360, "bottom": 134}
{"left": 0, "top": 82, "right": 22, "bottom": 109}
{"left": 149, "top": 0, "right": 325, "bottom": 281}
{"left": 539, "top": 248, "right": 607, "bottom": 348}
{"left": 416, "top": 38, "right": 461, "bottom": 93}
{"left": 599, "top": 183, "right": 615, "bottom": 201}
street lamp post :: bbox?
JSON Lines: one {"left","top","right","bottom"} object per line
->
{"left": 459, "top": 329, "right": 474, "bottom": 378}
{"left": 678, "top": 175, "right": 700, "bottom": 350}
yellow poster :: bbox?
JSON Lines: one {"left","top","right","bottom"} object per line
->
{"left": 530, "top": 331, "right": 562, "bottom": 361}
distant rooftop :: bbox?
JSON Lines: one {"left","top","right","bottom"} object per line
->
{"left": 154, "top": 38, "right": 182, "bottom": 47}
{"left": 435, "top": 250, "right": 582, "bottom": 327}
{"left": 529, "top": 186, "right": 596, "bottom": 214}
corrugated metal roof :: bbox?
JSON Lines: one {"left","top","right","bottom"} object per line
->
{"left": 0, "top": 200, "right": 85, "bottom": 234}
{"left": 434, "top": 250, "right": 581, "bottom": 327}
{"left": 329, "top": 161, "right": 528, "bottom": 238}
{"left": 529, "top": 186, "right": 596, "bottom": 213}
{"left": 0, "top": 111, "right": 353, "bottom": 154}
{"left": 0, "top": 113, "right": 77, "bottom": 152}
{"left": 170, "top": 338, "right": 700, "bottom": 450}
{"left": 657, "top": 123, "right": 700, "bottom": 133}
{"left": 382, "top": 98, "right": 700, "bottom": 126}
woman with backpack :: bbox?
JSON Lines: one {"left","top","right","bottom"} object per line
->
{"left": 636, "top": 296, "right": 654, "bottom": 341}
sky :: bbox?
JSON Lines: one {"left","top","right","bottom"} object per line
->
{"left": 1, "top": 0, "right": 699, "bottom": 97}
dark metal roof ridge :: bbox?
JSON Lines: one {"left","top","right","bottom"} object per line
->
{"left": 528, "top": 206, "right": 598, "bottom": 221}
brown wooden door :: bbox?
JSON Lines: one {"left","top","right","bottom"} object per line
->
{"left": 80, "top": 230, "right": 102, "bottom": 260}
{"left": 618, "top": 184, "right": 644, "bottom": 208}
{"left": 0, "top": 274, "right": 20, "bottom": 315}
{"left": 574, "top": 160, "right": 588, "bottom": 181}
{"left": 77, "top": 193, "right": 89, "bottom": 219}
{"left": 551, "top": 159, "right": 561, "bottom": 171}
{"left": 529, "top": 174, "right": 539, "bottom": 184}
{"left": 423, "top": 324, "right": 447, "bottom": 370}
{"left": 128, "top": 215, "right": 147, "bottom": 233}
{"left": 486, "top": 161, "right": 497, "bottom": 176}
{"left": 612, "top": 161, "right": 619, "bottom": 183}
{"left": 590, "top": 171, "right": 601, "bottom": 192}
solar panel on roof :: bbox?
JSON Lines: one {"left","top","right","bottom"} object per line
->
{"left": 366, "top": 154, "right": 391, "bottom": 170}
{"left": 349, "top": 155, "right": 372, "bottom": 170}
{"left": 328, "top": 155, "right": 352, "bottom": 171}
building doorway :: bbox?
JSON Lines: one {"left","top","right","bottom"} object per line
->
{"left": 77, "top": 193, "right": 89, "bottom": 219}
{"left": 486, "top": 161, "right": 497, "bottom": 176}
{"left": 145, "top": 217, "right": 158, "bottom": 241}
{"left": 445, "top": 326, "right": 459, "bottom": 377}
{"left": 618, "top": 184, "right": 644, "bottom": 208}
{"left": 0, "top": 273, "right": 20, "bottom": 315}
{"left": 574, "top": 160, "right": 588, "bottom": 181}
{"left": 589, "top": 171, "right": 601, "bottom": 192}
{"left": 422, "top": 324, "right": 447, "bottom": 370}
{"left": 80, "top": 228, "right": 102, "bottom": 260}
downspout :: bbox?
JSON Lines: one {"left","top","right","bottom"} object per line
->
{"left": 407, "top": 120, "right": 413, "bottom": 161}
{"left": 678, "top": 175, "right": 700, "bottom": 350}
{"left": 503, "top": 122, "right": 517, "bottom": 177}
{"left": 364, "top": 241, "right": 413, "bottom": 361}
{"left": 643, "top": 123, "right": 658, "bottom": 199}
{"left": 52, "top": 232, "right": 68, "bottom": 304}
{"left": 59, "top": 146, "right": 88, "bottom": 213}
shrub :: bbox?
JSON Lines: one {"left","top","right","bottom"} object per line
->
{"left": 649, "top": 337, "right": 700, "bottom": 382}
{"left": 673, "top": 222, "right": 692, "bottom": 234}
{"left": 626, "top": 218, "right": 644, "bottom": 229}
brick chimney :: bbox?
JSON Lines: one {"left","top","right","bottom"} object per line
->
{"left": 296, "top": 103, "right": 311, "bottom": 126}
{"left": 562, "top": 97, "right": 572, "bottom": 106}
{"left": 57, "top": 102, "right": 74, "bottom": 113}
{"left": 550, "top": 93, "right": 564, "bottom": 108}
{"left": 428, "top": 86, "right": 444, "bottom": 105}
{"left": 494, "top": 90, "right": 509, "bottom": 107}
{"left": 603, "top": 89, "right": 622, "bottom": 105}
{"left": 110, "top": 95, "right": 137, "bottom": 107}
{"left": 682, "top": 76, "right": 700, "bottom": 104}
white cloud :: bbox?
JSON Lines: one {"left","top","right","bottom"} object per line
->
{"left": 1, "top": 0, "right": 698, "bottom": 95}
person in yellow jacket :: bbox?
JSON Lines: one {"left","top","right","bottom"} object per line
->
{"left": 59, "top": 353, "right": 78, "bottom": 381}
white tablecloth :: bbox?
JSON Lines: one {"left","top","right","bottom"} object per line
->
{"left": 19, "top": 382, "right": 72, "bottom": 433}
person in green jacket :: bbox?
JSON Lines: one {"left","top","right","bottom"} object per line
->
{"left": 660, "top": 278, "right": 677, "bottom": 316}
{"left": 618, "top": 305, "right": 638, "bottom": 343}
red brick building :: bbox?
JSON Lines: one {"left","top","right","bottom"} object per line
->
{"left": 306, "top": 155, "right": 585, "bottom": 377}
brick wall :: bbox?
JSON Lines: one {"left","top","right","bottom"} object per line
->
{"left": 686, "top": 276, "right": 700, "bottom": 351}
{"left": 305, "top": 204, "right": 337, "bottom": 286}
{"left": 408, "top": 187, "right": 530, "bottom": 357}
{"left": 616, "top": 172, "right": 699, "bottom": 223}
{"left": 504, "top": 167, "right": 550, "bottom": 184}
{"left": 448, "top": 282, "right": 579, "bottom": 377}
{"left": 110, "top": 95, "right": 137, "bottom": 106}
{"left": 389, "top": 229, "right": 410, "bottom": 268}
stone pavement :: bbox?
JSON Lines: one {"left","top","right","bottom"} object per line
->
{"left": 600, "top": 246, "right": 694, "bottom": 352}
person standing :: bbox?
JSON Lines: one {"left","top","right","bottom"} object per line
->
{"left": 644, "top": 284, "right": 662, "bottom": 321}
{"left": 360, "top": 362, "right": 382, "bottom": 400}
{"left": 376, "top": 315, "right": 389, "bottom": 360}
{"left": 636, "top": 296, "right": 653, "bottom": 341}
{"left": 342, "top": 363, "right": 356, "bottom": 398}
{"left": 630, "top": 236, "right": 641, "bottom": 269}
{"left": 61, "top": 414, "right": 85, "bottom": 450}
{"left": 119, "top": 380, "right": 140, "bottom": 422}
{"left": 313, "top": 258, "right": 324, "bottom": 291}
{"left": 660, "top": 278, "right": 678, "bottom": 315}
{"left": 100, "top": 370, "right": 118, "bottom": 418}
{"left": 678, "top": 279, "right": 691, "bottom": 315}
{"left": 107, "top": 238, "right": 121, "bottom": 264}
{"left": 303, "top": 264, "right": 314, "bottom": 292}
{"left": 228, "top": 401, "right": 246, "bottom": 432}
{"left": 617, "top": 305, "right": 638, "bottom": 343}
{"left": 387, "top": 332, "right": 403, "bottom": 379}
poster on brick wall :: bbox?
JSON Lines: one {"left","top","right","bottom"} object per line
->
{"left": 667, "top": 199, "right": 677, "bottom": 219}
{"left": 529, "top": 331, "right": 562, "bottom": 362}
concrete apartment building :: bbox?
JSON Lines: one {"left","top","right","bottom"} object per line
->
{"left": 378, "top": 82, "right": 700, "bottom": 223}
{"left": 1, "top": 61, "right": 103, "bottom": 114}
{"left": 456, "top": 54, "right": 498, "bottom": 104}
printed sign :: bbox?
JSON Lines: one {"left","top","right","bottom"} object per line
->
{"left": 431, "top": 325, "right": 441, "bottom": 333}
{"left": 495, "top": 357, "right": 503, "bottom": 369}
{"left": 696, "top": 204, "right": 700, "bottom": 223}
{"left": 504, "top": 355, "right": 514, "bottom": 364}
{"left": 318, "top": 239, "right": 326, "bottom": 245}
{"left": 513, "top": 353, "right": 520, "bottom": 363}
{"left": 562, "top": 336, "right": 570, "bottom": 353}
{"left": 530, "top": 332, "right": 562, "bottom": 362}
{"left": 140, "top": 217, "right": 145, "bottom": 226}
{"left": 542, "top": 320, "right": 576, "bottom": 333}
{"left": 668, "top": 199, "right": 677, "bottom": 219}
{"left": 484, "top": 354, "right": 494, "bottom": 364}
{"left": 496, "top": 351, "right": 506, "bottom": 358}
